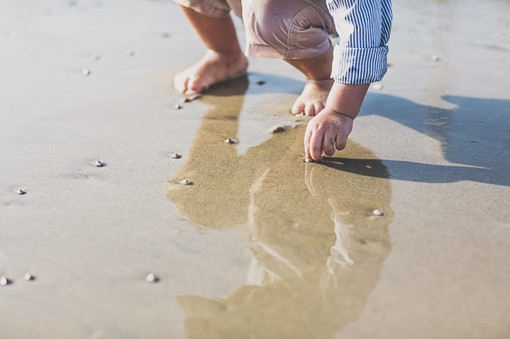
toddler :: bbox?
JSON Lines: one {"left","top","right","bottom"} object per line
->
{"left": 173, "top": 0, "right": 392, "bottom": 162}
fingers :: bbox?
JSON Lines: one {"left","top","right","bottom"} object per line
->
{"left": 323, "top": 128, "right": 337, "bottom": 156}
{"left": 335, "top": 129, "right": 349, "bottom": 151}
{"left": 304, "top": 108, "right": 354, "bottom": 162}
{"left": 309, "top": 138, "right": 323, "bottom": 161}
{"left": 304, "top": 121, "right": 324, "bottom": 162}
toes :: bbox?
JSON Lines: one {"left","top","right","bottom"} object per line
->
{"left": 186, "top": 77, "right": 204, "bottom": 95}
{"left": 304, "top": 103, "right": 316, "bottom": 116}
{"left": 291, "top": 99, "right": 305, "bottom": 115}
{"left": 173, "top": 74, "right": 189, "bottom": 94}
{"left": 314, "top": 103, "right": 324, "bottom": 115}
{"left": 172, "top": 76, "right": 181, "bottom": 93}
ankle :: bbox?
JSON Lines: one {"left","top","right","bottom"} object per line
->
{"left": 207, "top": 48, "right": 245, "bottom": 60}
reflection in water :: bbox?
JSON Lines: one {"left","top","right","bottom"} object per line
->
{"left": 167, "top": 78, "right": 393, "bottom": 339}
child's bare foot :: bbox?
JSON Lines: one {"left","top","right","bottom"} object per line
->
{"left": 173, "top": 50, "right": 248, "bottom": 95}
{"left": 291, "top": 78, "right": 334, "bottom": 116}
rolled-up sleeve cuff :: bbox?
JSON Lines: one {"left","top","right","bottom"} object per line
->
{"left": 331, "top": 44, "right": 389, "bottom": 84}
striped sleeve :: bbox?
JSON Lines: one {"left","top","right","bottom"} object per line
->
{"left": 327, "top": 0, "right": 392, "bottom": 84}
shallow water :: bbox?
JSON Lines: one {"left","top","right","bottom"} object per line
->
{"left": 1, "top": 0, "right": 509, "bottom": 338}
{"left": 167, "top": 80, "right": 393, "bottom": 337}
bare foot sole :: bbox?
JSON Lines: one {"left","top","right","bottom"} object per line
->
{"left": 291, "top": 78, "right": 334, "bottom": 116}
{"left": 173, "top": 50, "right": 248, "bottom": 95}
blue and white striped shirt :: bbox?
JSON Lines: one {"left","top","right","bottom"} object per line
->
{"left": 327, "top": 0, "right": 392, "bottom": 84}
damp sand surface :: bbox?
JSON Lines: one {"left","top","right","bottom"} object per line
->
{"left": 1, "top": 1, "right": 510, "bottom": 338}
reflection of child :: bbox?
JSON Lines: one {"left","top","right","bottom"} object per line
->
{"left": 167, "top": 90, "right": 393, "bottom": 337}
{"left": 173, "top": 0, "right": 392, "bottom": 162}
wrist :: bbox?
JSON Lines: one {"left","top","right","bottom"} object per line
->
{"left": 323, "top": 106, "right": 355, "bottom": 121}
{"left": 325, "top": 82, "right": 370, "bottom": 120}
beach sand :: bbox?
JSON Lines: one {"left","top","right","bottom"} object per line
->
{"left": 1, "top": 0, "right": 509, "bottom": 338}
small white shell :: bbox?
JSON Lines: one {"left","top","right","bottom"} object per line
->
{"left": 172, "top": 153, "right": 182, "bottom": 159}
{"left": 0, "top": 276, "right": 10, "bottom": 286}
{"left": 431, "top": 54, "right": 440, "bottom": 62}
{"left": 82, "top": 68, "right": 91, "bottom": 76}
{"left": 179, "top": 179, "right": 192, "bottom": 185}
{"left": 372, "top": 209, "right": 385, "bottom": 216}
{"left": 18, "top": 189, "right": 26, "bottom": 195}
{"left": 146, "top": 273, "right": 159, "bottom": 283}
{"left": 225, "top": 138, "right": 237, "bottom": 144}
{"left": 174, "top": 104, "right": 183, "bottom": 110}
{"left": 95, "top": 160, "right": 104, "bottom": 167}
{"left": 24, "top": 273, "right": 34, "bottom": 281}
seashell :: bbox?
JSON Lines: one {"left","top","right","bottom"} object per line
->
{"left": 0, "top": 276, "right": 10, "bottom": 286}
{"left": 431, "top": 54, "right": 440, "bottom": 62}
{"left": 225, "top": 138, "right": 237, "bottom": 144}
{"left": 24, "top": 273, "right": 35, "bottom": 281}
{"left": 95, "top": 160, "right": 104, "bottom": 167}
{"left": 269, "top": 126, "right": 285, "bottom": 134}
{"left": 82, "top": 68, "right": 91, "bottom": 76}
{"left": 146, "top": 273, "right": 159, "bottom": 283}
{"left": 172, "top": 153, "right": 182, "bottom": 159}
{"left": 372, "top": 209, "right": 384, "bottom": 216}
{"left": 18, "top": 189, "right": 26, "bottom": 195}
{"left": 179, "top": 179, "right": 192, "bottom": 185}
{"left": 174, "top": 104, "right": 183, "bottom": 110}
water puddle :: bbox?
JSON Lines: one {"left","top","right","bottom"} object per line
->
{"left": 167, "top": 78, "right": 394, "bottom": 338}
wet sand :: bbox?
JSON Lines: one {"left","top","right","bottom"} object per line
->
{"left": 1, "top": 0, "right": 510, "bottom": 338}
{"left": 167, "top": 79, "right": 394, "bottom": 338}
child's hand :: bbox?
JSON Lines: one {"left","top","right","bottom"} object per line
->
{"left": 304, "top": 107, "right": 353, "bottom": 162}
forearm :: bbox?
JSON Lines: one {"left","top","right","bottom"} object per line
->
{"left": 325, "top": 82, "right": 369, "bottom": 120}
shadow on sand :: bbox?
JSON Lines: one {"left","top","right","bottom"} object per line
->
{"left": 248, "top": 72, "right": 510, "bottom": 186}
{"left": 360, "top": 92, "right": 510, "bottom": 186}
